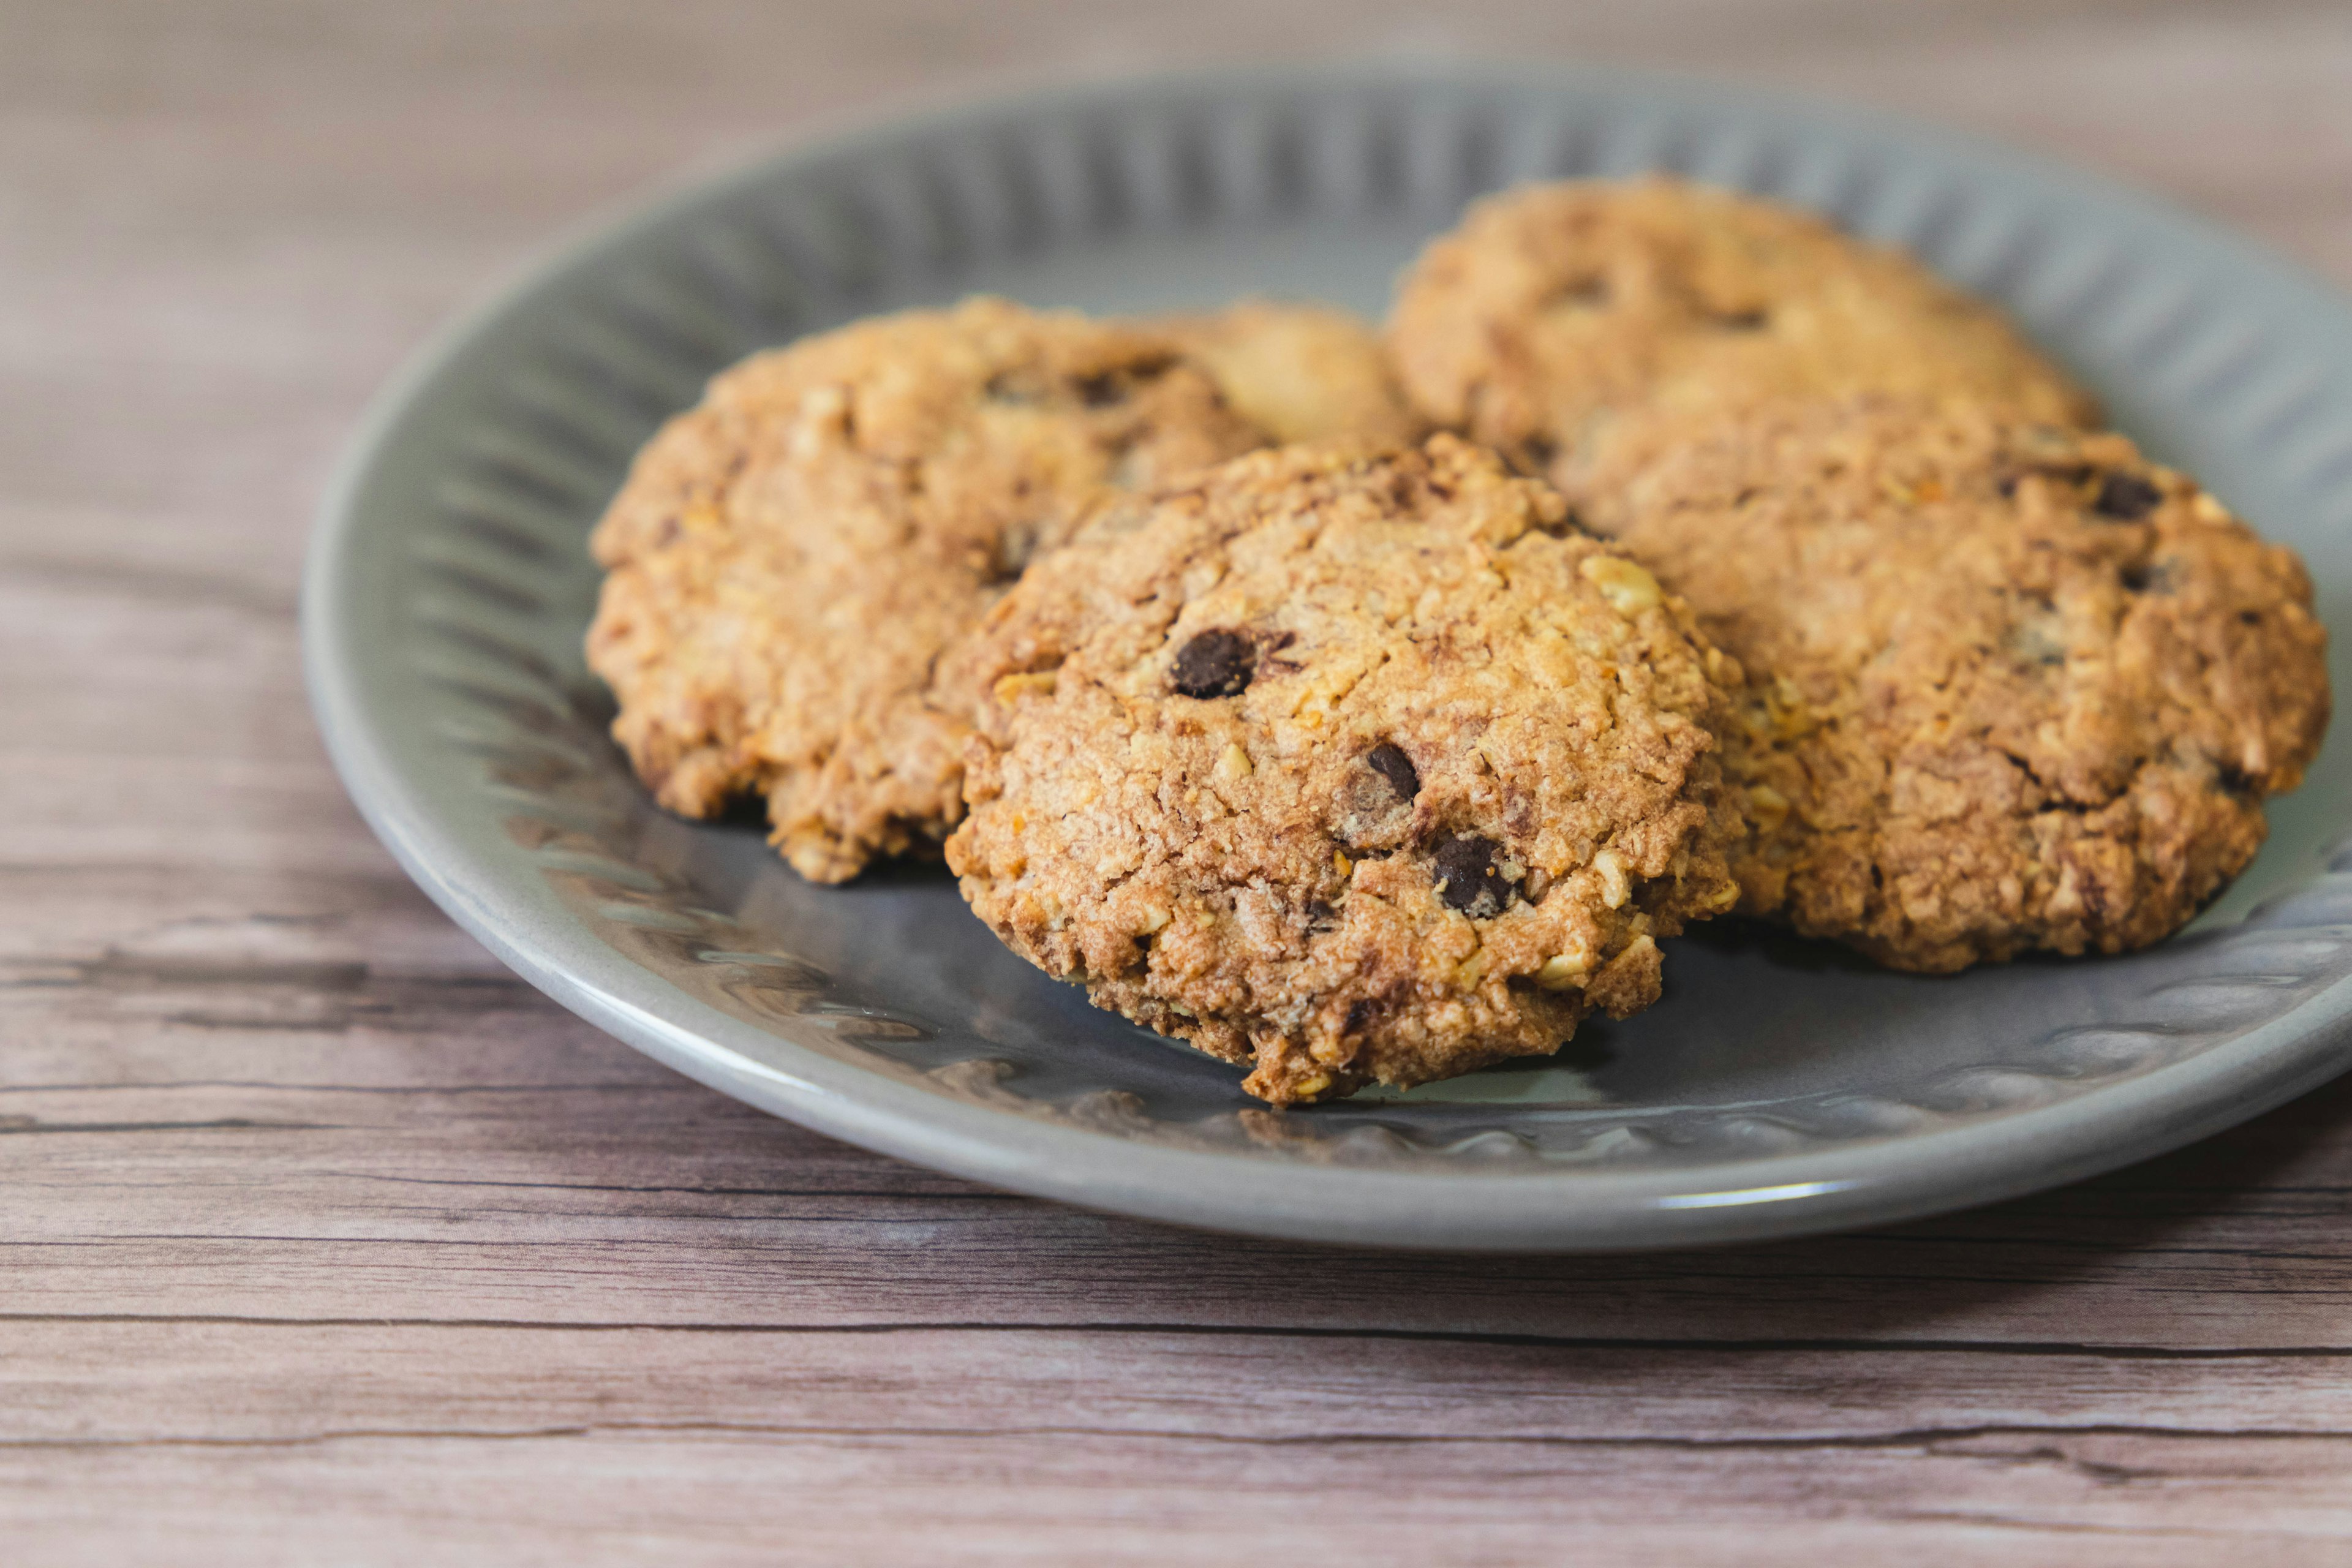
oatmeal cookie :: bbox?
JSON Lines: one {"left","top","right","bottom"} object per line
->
{"left": 944, "top": 437, "right": 1745, "bottom": 1104}
{"left": 1585, "top": 396, "right": 2329, "bottom": 973}
{"left": 584, "top": 296, "right": 1268, "bottom": 882}
{"left": 1151, "top": 300, "right": 1425, "bottom": 447}
{"left": 1387, "top": 176, "right": 2098, "bottom": 508}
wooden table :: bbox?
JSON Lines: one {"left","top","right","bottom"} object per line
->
{"left": 7, "top": 3, "right": 2351, "bottom": 1560}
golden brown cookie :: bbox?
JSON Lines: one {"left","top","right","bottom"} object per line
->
{"left": 1386, "top": 176, "right": 2099, "bottom": 508}
{"left": 585, "top": 296, "right": 1268, "bottom": 882}
{"left": 1584, "top": 396, "right": 2330, "bottom": 973}
{"left": 944, "top": 437, "right": 1745, "bottom": 1104}
{"left": 1150, "top": 300, "right": 1426, "bottom": 447}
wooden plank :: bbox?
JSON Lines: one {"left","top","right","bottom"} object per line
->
{"left": 8, "top": 1319, "right": 2352, "bottom": 1442}
{"left": 2, "top": 1330, "right": 2350, "bottom": 1563}
{"left": 6, "top": 1433, "right": 2345, "bottom": 1567}
{"left": 4, "top": 1052, "right": 2352, "bottom": 1342}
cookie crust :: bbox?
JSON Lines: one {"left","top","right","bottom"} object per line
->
{"left": 1387, "top": 176, "right": 2098, "bottom": 508}
{"left": 945, "top": 437, "right": 1744, "bottom": 1104}
{"left": 584, "top": 296, "right": 1267, "bottom": 882}
{"left": 1152, "top": 300, "right": 1426, "bottom": 447}
{"left": 1586, "top": 396, "right": 2330, "bottom": 972}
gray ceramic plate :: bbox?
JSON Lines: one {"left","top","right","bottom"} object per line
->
{"left": 304, "top": 62, "right": 2352, "bottom": 1251}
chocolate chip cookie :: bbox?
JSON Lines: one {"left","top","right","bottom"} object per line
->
{"left": 1151, "top": 300, "right": 1425, "bottom": 447}
{"left": 1387, "top": 176, "right": 2099, "bottom": 508}
{"left": 1584, "top": 395, "right": 2330, "bottom": 972}
{"left": 944, "top": 437, "right": 1745, "bottom": 1104}
{"left": 585, "top": 296, "right": 1268, "bottom": 882}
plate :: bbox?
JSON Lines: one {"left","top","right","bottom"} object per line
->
{"left": 303, "top": 62, "right": 2352, "bottom": 1251}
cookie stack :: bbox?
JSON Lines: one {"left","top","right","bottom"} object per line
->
{"left": 587, "top": 176, "right": 2330, "bottom": 1105}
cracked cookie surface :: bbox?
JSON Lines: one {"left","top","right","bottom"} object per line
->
{"left": 1387, "top": 176, "right": 2098, "bottom": 509}
{"left": 1585, "top": 396, "right": 2330, "bottom": 972}
{"left": 944, "top": 437, "right": 1744, "bottom": 1104}
{"left": 584, "top": 296, "right": 1268, "bottom": 882}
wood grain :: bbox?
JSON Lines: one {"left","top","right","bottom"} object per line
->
{"left": 6, "top": 2, "right": 2352, "bottom": 1561}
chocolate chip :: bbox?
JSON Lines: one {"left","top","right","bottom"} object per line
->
{"left": 1343, "top": 998, "right": 1377, "bottom": 1036}
{"left": 2121, "top": 558, "right": 2176, "bottom": 594}
{"left": 1365, "top": 742, "right": 1420, "bottom": 801}
{"left": 1546, "top": 276, "right": 1610, "bottom": 309}
{"left": 983, "top": 370, "right": 1043, "bottom": 405}
{"left": 1074, "top": 353, "right": 1175, "bottom": 408}
{"left": 715, "top": 790, "right": 769, "bottom": 829}
{"left": 2093, "top": 472, "right": 2163, "bottom": 519}
{"left": 1170, "top": 630, "right": 1254, "bottom": 697}
{"left": 1527, "top": 502, "right": 1584, "bottom": 540}
{"left": 989, "top": 520, "right": 1042, "bottom": 584}
{"left": 1432, "top": 832, "right": 1515, "bottom": 919}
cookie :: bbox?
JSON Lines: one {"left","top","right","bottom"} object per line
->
{"left": 585, "top": 296, "right": 1268, "bottom": 882}
{"left": 1386, "top": 176, "right": 2099, "bottom": 508}
{"left": 944, "top": 437, "right": 1745, "bottom": 1104}
{"left": 1584, "top": 395, "right": 2330, "bottom": 972}
{"left": 1150, "top": 300, "right": 1426, "bottom": 447}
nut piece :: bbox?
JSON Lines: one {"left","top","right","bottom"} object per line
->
{"left": 1746, "top": 783, "right": 1792, "bottom": 833}
{"left": 1536, "top": 952, "right": 1591, "bottom": 990}
{"left": 1580, "top": 554, "right": 1664, "bottom": 614}
{"left": 992, "top": 670, "right": 1059, "bottom": 703}
{"left": 1592, "top": 848, "right": 1631, "bottom": 910}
